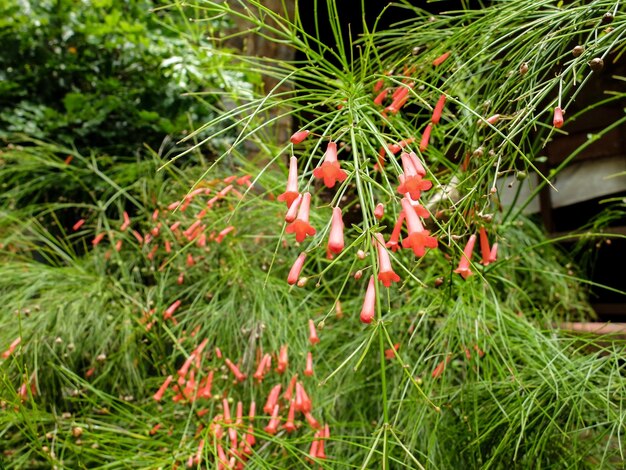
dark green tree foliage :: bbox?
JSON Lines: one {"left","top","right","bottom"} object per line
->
{"left": 0, "top": 0, "right": 230, "bottom": 154}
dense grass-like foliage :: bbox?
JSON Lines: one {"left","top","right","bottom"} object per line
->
{"left": 1, "top": 0, "right": 626, "bottom": 469}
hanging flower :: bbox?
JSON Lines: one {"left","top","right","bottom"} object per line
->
{"left": 454, "top": 234, "right": 477, "bottom": 279}
{"left": 553, "top": 106, "right": 564, "bottom": 128}
{"left": 290, "top": 129, "right": 310, "bottom": 145}
{"left": 286, "top": 192, "right": 316, "bottom": 243}
{"left": 277, "top": 345, "right": 288, "bottom": 374}
{"left": 277, "top": 156, "right": 301, "bottom": 208}
{"left": 397, "top": 152, "right": 432, "bottom": 199}
{"left": 263, "top": 384, "right": 282, "bottom": 414}
{"left": 283, "top": 399, "right": 297, "bottom": 432}
{"left": 431, "top": 93, "right": 447, "bottom": 124}
{"left": 225, "top": 358, "right": 247, "bottom": 382}
{"left": 374, "top": 233, "right": 400, "bottom": 287}
{"left": 479, "top": 227, "right": 494, "bottom": 266}
{"left": 433, "top": 51, "right": 451, "bottom": 66}
{"left": 400, "top": 198, "right": 438, "bottom": 257}
{"left": 373, "top": 88, "right": 389, "bottom": 105}
{"left": 295, "top": 382, "right": 312, "bottom": 413}
{"left": 312, "top": 142, "right": 348, "bottom": 188}
{"left": 153, "top": 375, "right": 173, "bottom": 401}
{"left": 287, "top": 252, "right": 307, "bottom": 285}
{"left": 308, "top": 319, "right": 320, "bottom": 345}
{"left": 386, "top": 212, "right": 405, "bottom": 252}
{"left": 374, "top": 203, "right": 385, "bottom": 220}
{"left": 360, "top": 276, "right": 377, "bottom": 324}
{"left": 284, "top": 193, "right": 303, "bottom": 223}
{"left": 419, "top": 124, "right": 432, "bottom": 152}
{"left": 264, "top": 404, "right": 280, "bottom": 435}
{"left": 327, "top": 206, "right": 345, "bottom": 255}
{"left": 284, "top": 374, "right": 298, "bottom": 401}
{"left": 304, "top": 351, "right": 314, "bottom": 377}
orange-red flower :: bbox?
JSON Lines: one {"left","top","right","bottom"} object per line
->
{"left": 286, "top": 192, "right": 316, "bottom": 242}
{"left": 419, "top": 123, "right": 432, "bottom": 152}
{"left": 277, "top": 156, "right": 300, "bottom": 208}
{"left": 360, "top": 276, "right": 376, "bottom": 324}
{"left": 433, "top": 51, "right": 450, "bottom": 67}
{"left": 374, "top": 203, "right": 385, "bottom": 220}
{"left": 553, "top": 106, "right": 564, "bottom": 128}
{"left": 454, "top": 234, "right": 476, "bottom": 279}
{"left": 386, "top": 212, "right": 405, "bottom": 252}
{"left": 313, "top": 142, "right": 347, "bottom": 188}
{"left": 287, "top": 252, "right": 306, "bottom": 285}
{"left": 327, "top": 207, "right": 344, "bottom": 255}
{"left": 397, "top": 152, "right": 431, "bottom": 200}
{"left": 263, "top": 384, "right": 282, "bottom": 414}
{"left": 290, "top": 130, "right": 310, "bottom": 144}
{"left": 304, "top": 351, "right": 314, "bottom": 377}
{"left": 400, "top": 198, "right": 438, "bottom": 257}
{"left": 374, "top": 233, "right": 400, "bottom": 287}
{"left": 308, "top": 319, "right": 320, "bottom": 345}
{"left": 431, "top": 93, "right": 447, "bottom": 124}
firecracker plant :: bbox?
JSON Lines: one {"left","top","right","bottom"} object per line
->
{"left": 1, "top": 0, "right": 626, "bottom": 468}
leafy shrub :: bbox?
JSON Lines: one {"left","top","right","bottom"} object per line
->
{"left": 0, "top": 0, "right": 249, "bottom": 154}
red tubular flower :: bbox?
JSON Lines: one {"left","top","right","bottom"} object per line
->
{"left": 278, "top": 156, "right": 300, "bottom": 208}
{"left": 284, "top": 374, "right": 298, "bottom": 401}
{"left": 290, "top": 130, "right": 310, "bottom": 145}
{"left": 318, "top": 424, "right": 330, "bottom": 459}
{"left": 397, "top": 153, "right": 432, "bottom": 200}
{"left": 215, "top": 226, "right": 235, "bottom": 244}
{"left": 92, "top": 232, "right": 106, "bottom": 246}
{"left": 283, "top": 399, "right": 297, "bottom": 432}
{"left": 553, "top": 107, "right": 564, "bottom": 128}
{"left": 312, "top": 142, "right": 348, "bottom": 188}
{"left": 198, "top": 370, "right": 214, "bottom": 398}
{"left": 277, "top": 345, "right": 288, "bottom": 374}
{"left": 2, "top": 337, "right": 21, "bottom": 359}
{"left": 433, "top": 52, "right": 451, "bottom": 67}
{"left": 287, "top": 252, "right": 306, "bottom": 285}
{"left": 304, "top": 411, "right": 321, "bottom": 429}
{"left": 177, "top": 353, "right": 195, "bottom": 378}
{"left": 264, "top": 404, "right": 280, "bottom": 435}
{"left": 489, "top": 243, "right": 498, "bottom": 263}
{"left": 308, "top": 319, "right": 320, "bottom": 345}
{"left": 284, "top": 193, "right": 302, "bottom": 223}
{"left": 253, "top": 353, "right": 271, "bottom": 381}
{"left": 385, "top": 343, "right": 400, "bottom": 360}
{"left": 304, "top": 351, "right": 314, "bottom": 377}
{"left": 309, "top": 438, "right": 319, "bottom": 462}
{"left": 373, "top": 78, "right": 385, "bottom": 93}
{"left": 153, "top": 375, "right": 173, "bottom": 401}
{"left": 286, "top": 192, "right": 316, "bottom": 243}
{"left": 486, "top": 114, "right": 500, "bottom": 125}
{"left": 295, "top": 382, "right": 312, "bottom": 413}
{"left": 360, "top": 276, "right": 377, "bottom": 324}
{"left": 72, "top": 219, "right": 85, "bottom": 231}
{"left": 431, "top": 94, "right": 447, "bottom": 124}
{"left": 432, "top": 354, "right": 452, "bottom": 378}
{"left": 400, "top": 198, "right": 438, "bottom": 257}
{"left": 225, "top": 358, "right": 247, "bottom": 382}
{"left": 386, "top": 212, "right": 405, "bottom": 252}
{"left": 164, "top": 300, "right": 181, "bottom": 320}
{"left": 419, "top": 124, "right": 432, "bottom": 152}
{"left": 327, "top": 207, "right": 345, "bottom": 255}
{"left": 120, "top": 211, "right": 131, "bottom": 231}
{"left": 374, "top": 233, "right": 400, "bottom": 287}
{"left": 454, "top": 234, "right": 477, "bottom": 279}
{"left": 263, "top": 384, "right": 282, "bottom": 414}
{"left": 374, "top": 203, "right": 385, "bottom": 220}
{"left": 479, "top": 227, "right": 492, "bottom": 265}
{"left": 373, "top": 88, "right": 389, "bottom": 105}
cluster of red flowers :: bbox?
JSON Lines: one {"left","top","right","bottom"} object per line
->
{"left": 77, "top": 173, "right": 250, "bottom": 271}
{"left": 151, "top": 320, "right": 328, "bottom": 468}
{"left": 453, "top": 227, "right": 498, "bottom": 280}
